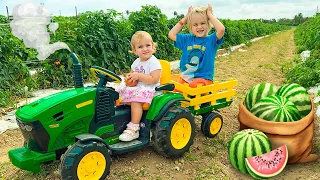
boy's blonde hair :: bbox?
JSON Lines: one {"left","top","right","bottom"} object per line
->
{"left": 129, "top": 31, "right": 157, "bottom": 54}
{"left": 187, "top": 6, "right": 213, "bottom": 35}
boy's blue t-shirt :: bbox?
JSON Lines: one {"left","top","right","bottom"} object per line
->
{"left": 174, "top": 32, "right": 223, "bottom": 82}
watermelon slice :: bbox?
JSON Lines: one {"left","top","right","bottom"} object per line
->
{"left": 245, "top": 145, "right": 288, "bottom": 179}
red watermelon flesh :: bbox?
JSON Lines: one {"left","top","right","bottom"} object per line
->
{"left": 245, "top": 145, "right": 288, "bottom": 179}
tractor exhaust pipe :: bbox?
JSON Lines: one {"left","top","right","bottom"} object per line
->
{"left": 70, "top": 53, "right": 84, "bottom": 88}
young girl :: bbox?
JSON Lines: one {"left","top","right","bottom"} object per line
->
{"left": 168, "top": 4, "right": 225, "bottom": 88}
{"left": 116, "top": 31, "right": 162, "bottom": 142}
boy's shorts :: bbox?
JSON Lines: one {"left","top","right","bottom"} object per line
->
{"left": 174, "top": 77, "right": 213, "bottom": 93}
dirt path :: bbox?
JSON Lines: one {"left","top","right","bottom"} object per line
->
{"left": 1, "top": 29, "right": 319, "bottom": 180}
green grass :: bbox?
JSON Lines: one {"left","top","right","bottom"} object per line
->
{"left": 183, "top": 152, "right": 199, "bottom": 161}
{"left": 207, "top": 138, "right": 228, "bottom": 149}
{"left": 113, "top": 172, "right": 135, "bottom": 180}
{"left": 204, "top": 148, "right": 217, "bottom": 157}
{"left": 277, "top": 50, "right": 285, "bottom": 57}
{"left": 236, "top": 93, "right": 245, "bottom": 100}
{"left": 195, "top": 167, "right": 213, "bottom": 179}
{"left": 311, "top": 163, "right": 320, "bottom": 173}
{"left": 258, "top": 63, "right": 277, "bottom": 71}
{"left": 194, "top": 161, "right": 226, "bottom": 179}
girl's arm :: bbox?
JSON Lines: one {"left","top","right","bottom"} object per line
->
{"left": 207, "top": 4, "right": 225, "bottom": 40}
{"left": 128, "top": 70, "right": 161, "bottom": 85}
{"left": 168, "top": 6, "right": 193, "bottom": 41}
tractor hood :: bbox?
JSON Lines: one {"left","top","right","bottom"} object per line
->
{"left": 16, "top": 87, "right": 96, "bottom": 122}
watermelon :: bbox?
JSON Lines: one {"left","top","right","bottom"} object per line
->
{"left": 228, "top": 129, "right": 271, "bottom": 174}
{"left": 250, "top": 95, "right": 301, "bottom": 122}
{"left": 245, "top": 145, "right": 288, "bottom": 179}
{"left": 275, "top": 83, "right": 311, "bottom": 117}
{"left": 244, "top": 83, "right": 278, "bottom": 111}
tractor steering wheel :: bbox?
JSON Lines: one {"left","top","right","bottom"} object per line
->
{"left": 90, "top": 66, "right": 122, "bottom": 84}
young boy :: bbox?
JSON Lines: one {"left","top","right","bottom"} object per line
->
{"left": 168, "top": 4, "right": 225, "bottom": 88}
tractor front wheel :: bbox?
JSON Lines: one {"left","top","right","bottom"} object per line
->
{"left": 152, "top": 106, "right": 196, "bottom": 157}
{"left": 201, "top": 112, "right": 223, "bottom": 138}
{"left": 60, "top": 141, "right": 111, "bottom": 180}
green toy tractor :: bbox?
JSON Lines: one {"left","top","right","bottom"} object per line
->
{"left": 8, "top": 52, "right": 237, "bottom": 180}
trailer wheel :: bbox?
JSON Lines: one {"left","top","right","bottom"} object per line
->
{"left": 201, "top": 112, "right": 223, "bottom": 138}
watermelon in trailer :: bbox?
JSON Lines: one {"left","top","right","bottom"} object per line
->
{"left": 275, "top": 83, "right": 311, "bottom": 117}
{"left": 228, "top": 129, "right": 272, "bottom": 174}
{"left": 250, "top": 95, "right": 301, "bottom": 122}
{"left": 244, "top": 82, "right": 278, "bottom": 111}
{"left": 245, "top": 145, "right": 288, "bottom": 179}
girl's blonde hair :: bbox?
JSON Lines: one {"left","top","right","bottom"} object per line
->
{"left": 129, "top": 31, "right": 157, "bottom": 54}
{"left": 187, "top": 6, "right": 213, "bottom": 34}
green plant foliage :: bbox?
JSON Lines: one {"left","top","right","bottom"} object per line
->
{"left": 77, "top": 10, "right": 133, "bottom": 72}
{"left": 167, "top": 16, "right": 189, "bottom": 34}
{"left": 294, "top": 14, "right": 320, "bottom": 55}
{"left": 34, "top": 11, "right": 134, "bottom": 89}
{"left": 0, "top": 15, "right": 8, "bottom": 23}
{"left": 277, "top": 13, "right": 310, "bottom": 26}
{"left": 220, "top": 19, "right": 290, "bottom": 48}
{"left": 286, "top": 14, "right": 320, "bottom": 87}
{"left": 0, "top": 25, "right": 36, "bottom": 107}
{"left": 285, "top": 57, "right": 320, "bottom": 88}
{"left": 32, "top": 16, "right": 78, "bottom": 88}
{"left": 129, "top": 5, "right": 179, "bottom": 60}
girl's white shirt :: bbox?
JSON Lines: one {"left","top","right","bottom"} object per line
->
{"left": 130, "top": 55, "right": 162, "bottom": 88}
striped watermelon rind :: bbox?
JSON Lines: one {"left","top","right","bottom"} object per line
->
{"left": 275, "top": 83, "right": 311, "bottom": 117}
{"left": 250, "top": 95, "right": 302, "bottom": 122}
{"left": 244, "top": 82, "right": 278, "bottom": 111}
{"left": 228, "top": 129, "right": 271, "bottom": 174}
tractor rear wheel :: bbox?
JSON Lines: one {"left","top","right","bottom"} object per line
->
{"left": 60, "top": 141, "right": 111, "bottom": 180}
{"left": 152, "top": 106, "right": 196, "bottom": 157}
{"left": 201, "top": 112, "right": 223, "bottom": 138}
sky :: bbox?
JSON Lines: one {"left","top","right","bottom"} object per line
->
{"left": 0, "top": 0, "right": 319, "bottom": 20}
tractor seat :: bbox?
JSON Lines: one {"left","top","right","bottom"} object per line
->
{"left": 115, "top": 60, "right": 171, "bottom": 110}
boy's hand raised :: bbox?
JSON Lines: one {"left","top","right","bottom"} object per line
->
{"left": 207, "top": 4, "right": 213, "bottom": 16}
{"left": 185, "top": 6, "right": 193, "bottom": 22}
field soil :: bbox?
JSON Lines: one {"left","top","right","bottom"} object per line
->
{"left": 1, "top": 28, "right": 319, "bottom": 180}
